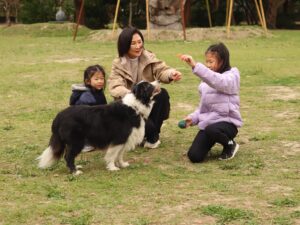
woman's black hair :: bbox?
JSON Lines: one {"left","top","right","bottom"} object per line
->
{"left": 205, "top": 42, "right": 231, "bottom": 73}
{"left": 84, "top": 64, "right": 106, "bottom": 89}
{"left": 117, "top": 27, "right": 144, "bottom": 57}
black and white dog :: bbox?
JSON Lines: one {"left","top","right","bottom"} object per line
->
{"left": 37, "top": 81, "right": 160, "bottom": 175}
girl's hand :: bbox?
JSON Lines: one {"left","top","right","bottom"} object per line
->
{"left": 184, "top": 117, "right": 193, "bottom": 128}
{"left": 179, "top": 54, "right": 196, "bottom": 68}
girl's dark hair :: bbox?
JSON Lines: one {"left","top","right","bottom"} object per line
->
{"left": 117, "top": 27, "right": 144, "bottom": 57}
{"left": 205, "top": 42, "right": 231, "bottom": 73}
{"left": 84, "top": 64, "right": 106, "bottom": 89}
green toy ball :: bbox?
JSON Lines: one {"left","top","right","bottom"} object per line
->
{"left": 178, "top": 120, "right": 186, "bottom": 129}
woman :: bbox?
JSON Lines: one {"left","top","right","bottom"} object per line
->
{"left": 108, "top": 27, "right": 182, "bottom": 149}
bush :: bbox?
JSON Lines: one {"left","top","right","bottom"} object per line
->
{"left": 118, "top": 0, "right": 146, "bottom": 29}
{"left": 277, "top": 13, "right": 297, "bottom": 29}
{"left": 19, "top": 0, "right": 74, "bottom": 24}
{"left": 84, "top": 0, "right": 110, "bottom": 29}
{"left": 20, "top": 0, "right": 56, "bottom": 23}
{"left": 189, "top": 0, "right": 227, "bottom": 27}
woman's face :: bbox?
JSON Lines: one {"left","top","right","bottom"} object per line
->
{"left": 127, "top": 33, "right": 143, "bottom": 58}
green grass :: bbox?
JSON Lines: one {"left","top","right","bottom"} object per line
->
{"left": 200, "top": 205, "right": 254, "bottom": 224}
{"left": 0, "top": 24, "right": 300, "bottom": 225}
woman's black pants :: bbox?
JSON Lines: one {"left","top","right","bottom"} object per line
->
{"left": 145, "top": 88, "right": 170, "bottom": 144}
{"left": 187, "top": 121, "right": 238, "bottom": 163}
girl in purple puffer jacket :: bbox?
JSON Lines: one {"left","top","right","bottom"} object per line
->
{"left": 179, "top": 42, "right": 242, "bottom": 162}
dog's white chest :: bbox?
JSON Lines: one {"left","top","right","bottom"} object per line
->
{"left": 125, "top": 117, "right": 145, "bottom": 151}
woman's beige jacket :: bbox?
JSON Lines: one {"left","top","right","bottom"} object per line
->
{"left": 108, "top": 49, "right": 175, "bottom": 99}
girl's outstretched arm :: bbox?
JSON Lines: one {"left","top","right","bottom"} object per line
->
{"left": 179, "top": 54, "right": 196, "bottom": 68}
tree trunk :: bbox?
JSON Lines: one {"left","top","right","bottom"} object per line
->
{"left": 74, "top": 0, "right": 85, "bottom": 25}
{"left": 1, "top": 0, "right": 11, "bottom": 26}
{"left": 129, "top": 1, "right": 132, "bottom": 26}
{"left": 14, "top": 5, "right": 18, "bottom": 23}
{"left": 266, "top": 0, "right": 285, "bottom": 28}
{"left": 5, "top": 7, "right": 11, "bottom": 26}
{"left": 184, "top": 0, "right": 191, "bottom": 26}
{"left": 210, "top": 0, "right": 219, "bottom": 12}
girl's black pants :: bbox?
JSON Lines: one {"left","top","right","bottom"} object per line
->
{"left": 187, "top": 121, "right": 238, "bottom": 163}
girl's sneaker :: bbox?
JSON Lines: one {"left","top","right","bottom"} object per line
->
{"left": 219, "top": 141, "right": 239, "bottom": 160}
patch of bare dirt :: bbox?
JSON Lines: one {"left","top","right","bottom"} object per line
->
{"left": 274, "top": 110, "right": 299, "bottom": 120}
{"left": 158, "top": 200, "right": 216, "bottom": 225}
{"left": 281, "top": 141, "right": 300, "bottom": 156}
{"left": 0, "top": 23, "right": 269, "bottom": 41}
{"left": 264, "top": 86, "right": 300, "bottom": 121}
{"left": 53, "top": 57, "right": 92, "bottom": 63}
{"left": 88, "top": 26, "right": 269, "bottom": 42}
{"left": 264, "top": 86, "right": 300, "bottom": 101}
{"left": 264, "top": 184, "right": 294, "bottom": 195}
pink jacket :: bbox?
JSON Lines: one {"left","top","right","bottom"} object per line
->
{"left": 189, "top": 63, "right": 243, "bottom": 129}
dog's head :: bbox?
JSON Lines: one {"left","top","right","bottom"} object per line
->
{"left": 132, "top": 81, "right": 160, "bottom": 105}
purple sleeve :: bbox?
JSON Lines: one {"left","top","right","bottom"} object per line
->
{"left": 192, "top": 63, "right": 240, "bottom": 95}
{"left": 188, "top": 108, "right": 200, "bottom": 125}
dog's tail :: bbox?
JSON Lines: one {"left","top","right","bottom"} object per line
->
{"left": 37, "top": 133, "right": 65, "bottom": 168}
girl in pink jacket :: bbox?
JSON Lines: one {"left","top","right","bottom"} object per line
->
{"left": 180, "top": 43, "right": 242, "bottom": 162}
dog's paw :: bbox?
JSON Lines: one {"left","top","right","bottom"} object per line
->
{"left": 117, "top": 161, "right": 130, "bottom": 168}
{"left": 107, "top": 166, "right": 120, "bottom": 171}
{"left": 106, "top": 163, "right": 120, "bottom": 171}
{"left": 73, "top": 170, "right": 83, "bottom": 176}
{"left": 76, "top": 165, "right": 83, "bottom": 169}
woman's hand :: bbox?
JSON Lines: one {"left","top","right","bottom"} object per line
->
{"left": 180, "top": 54, "right": 196, "bottom": 68}
{"left": 170, "top": 71, "right": 182, "bottom": 81}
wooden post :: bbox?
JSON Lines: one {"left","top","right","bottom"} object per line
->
{"left": 180, "top": 0, "right": 186, "bottom": 41}
{"left": 73, "top": 0, "right": 85, "bottom": 41}
{"left": 146, "top": 0, "right": 150, "bottom": 40}
{"left": 253, "top": 0, "right": 264, "bottom": 30}
{"left": 205, "top": 0, "right": 212, "bottom": 27}
{"left": 259, "top": 0, "right": 267, "bottom": 32}
{"left": 225, "top": 0, "right": 229, "bottom": 26}
{"left": 226, "top": 0, "right": 234, "bottom": 38}
{"left": 112, "top": 0, "right": 121, "bottom": 38}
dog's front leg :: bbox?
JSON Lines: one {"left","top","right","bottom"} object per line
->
{"left": 104, "top": 145, "right": 123, "bottom": 171}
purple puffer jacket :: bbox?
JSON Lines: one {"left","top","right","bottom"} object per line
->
{"left": 188, "top": 63, "right": 243, "bottom": 129}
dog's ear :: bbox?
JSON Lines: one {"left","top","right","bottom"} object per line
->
{"left": 132, "top": 80, "right": 147, "bottom": 95}
{"left": 132, "top": 82, "right": 146, "bottom": 102}
{"left": 132, "top": 83, "right": 139, "bottom": 96}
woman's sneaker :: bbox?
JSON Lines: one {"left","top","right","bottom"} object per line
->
{"left": 144, "top": 140, "right": 161, "bottom": 149}
{"left": 81, "top": 145, "right": 95, "bottom": 153}
{"left": 219, "top": 141, "right": 239, "bottom": 160}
